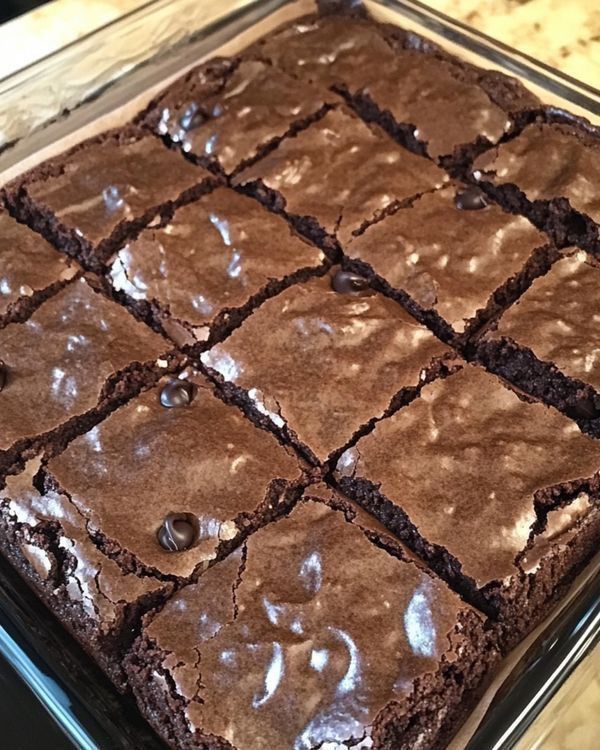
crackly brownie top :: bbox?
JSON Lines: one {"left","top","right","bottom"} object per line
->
{"left": 255, "top": 14, "right": 397, "bottom": 87}
{"left": 201, "top": 270, "right": 448, "bottom": 462}
{"left": 0, "top": 213, "right": 78, "bottom": 322}
{"left": 141, "top": 499, "right": 479, "bottom": 750}
{"left": 24, "top": 134, "right": 208, "bottom": 247}
{"left": 235, "top": 108, "right": 447, "bottom": 244}
{"left": 337, "top": 365, "right": 600, "bottom": 587}
{"left": 0, "top": 278, "right": 167, "bottom": 451}
{"left": 347, "top": 185, "right": 546, "bottom": 331}
{"left": 2, "top": 461, "right": 163, "bottom": 628}
{"left": 357, "top": 52, "right": 510, "bottom": 158}
{"left": 109, "top": 187, "right": 323, "bottom": 341}
{"left": 43, "top": 370, "right": 300, "bottom": 579}
{"left": 474, "top": 123, "right": 600, "bottom": 223}
{"left": 489, "top": 251, "right": 600, "bottom": 391}
{"left": 153, "top": 60, "right": 331, "bottom": 174}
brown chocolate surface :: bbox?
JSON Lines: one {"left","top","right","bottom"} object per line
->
{"left": 0, "top": 212, "right": 77, "bottom": 324}
{"left": 24, "top": 134, "right": 207, "bottom": 247}
{"left": 474, "top": 123, "right": 600, "bottom": 223}
{"left": 235, "top": 108, "right": 447, "bottom": 244}
{"left": 358, "top": 52, "right": 509, "bottom": 158}
{"left": 43, "top": 370, "right": 301, "bottom": 579}
{"left": 256, "top": 14, "right": 397, "bottom": 88}
{"left": 109, "top": 187, "right": 324, "bottom": 341}
{"left": 346, "top": 186, "right": 546, "bottom": 331}
{"left": 489, "top": 251, "right": 600, "bottom": 391}
{"left": 337, "top": 365, "right": 600, "bottom": 588}
{"left": 0, "top": 278, "right": 167, "bottom": 451}
{"left": 201, "top": 271, "right": 448, "bottom": 462}
{"left": 153, "top": 60, "right": 331, "bottom": 174}
{"left": 139, "top": 500, "right": 482, "bottom": 749}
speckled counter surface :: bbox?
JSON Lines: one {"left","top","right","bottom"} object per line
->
{"left": 0, "top": 2, "right": 598, "bottom": 750}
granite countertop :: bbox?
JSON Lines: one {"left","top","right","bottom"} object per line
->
{"left": 0, "top": 1, "right": 597, "bottom": 749}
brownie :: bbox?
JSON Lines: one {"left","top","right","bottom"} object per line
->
{"left": 0, "top": 369, "right": 302, "bottom": 683}
{"left": 336, "top": 364, "right": 600, "bottom": 643}
{"left": 235, "top": 107, "right": 447, "bottom": 246}
{"left": 344, "top": 184, "right": 549, "bottom": 336}
{"left": 0, "top": 211, "right": 79, "bottom": 328}
{"left": 484, "top": 250, "right": 600, "bottom": 392}
{"left": 201, "top": 269, "right": 449, "bottom": 463}
{"left": 146, "top": 59, "right": 332, "bottom": 175}
{"left": 126, "top": 493, "right": 497, "bottom": 750}
{"left": 5, "top": 130, "right": 213, "bottom": 269}
{"left": 108, "top": 187, "right": 326, "bottom": 345}
{"left": 0, "top": 277, "right": 169, "bottom": 472}
{"left": 473, "top": 122, "right": 600, "bottom": 246}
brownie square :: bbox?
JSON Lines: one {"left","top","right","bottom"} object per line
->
{"left": 5, "top": 130, "right": 212, "bottom": 268}
{"left": 0, "top": 211, "right": 78, "bottom": 328}
{"left": 201, "top": 269, "right": 449, "bottom": 463}
{"left": 0, "top": 278, "right": 168, "bottom": 467}
{"left": 146, "top": 59, "right": 332, "bottom": 174}
{"left": 235, "top": 107, "right": 447, "bottom": 245}
{"left": 0, "top": 369, "right": 302, "bottom": 682}
{"left": 473, "top": 123, "right": 600, "bottom": 224}
{"left": 336, "top": 364, "right": 600, "bottom": 643}
{"left": 126, "top": 492, "right": 497, "bottom": 750}
{"left": 345, "top": 185, "right": 549, "bottom": 335}
{"left": 108, "top": 187, "right": 325, "bottom": 345}
{"left": 485, "top": 250, "right": 600, "bottom": 392}
{"left": 254, "top": 14, "right": 398, "bottom": 87}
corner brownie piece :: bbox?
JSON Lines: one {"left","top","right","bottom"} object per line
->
{"left": 235, "top": 107, "right": 447, "bottom": 245}
{"left": 201, "top": 269, "right": 449, "bottom": 463}
{"left": 473, "top": 122, "right": 600, "bottom": 225}
{"left": 336, "top": 364, "right": 600, "bottom": 644}
{"left": 0, "top": 277, "right": 168, "bottom": 470}
{"left": 126, "top": 493, "right": 497, "bottom": 750}
{"left": 108, "top": 187, "right": 325, "bottom": 345}
{"left": 0, "top": 369, "right": 302, "bottom": 682}
{"left": 0, "top": 211, "right": 78, "bottom": 328}
{"left": 146, "top": 59, "right": 332, "bottom": 174}
{"left": 345, "top": 184, "right": 549, "bottom": 335}
{"left": 5, "top": 130, "right": 212, "bottom": 268}
{"left": 484, "top": 250, "right": 600, "bottom": 392}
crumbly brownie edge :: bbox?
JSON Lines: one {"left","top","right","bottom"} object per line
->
{"left": 2, "top": 125, "right": 220, "bottom": 271}
{"left": 0, "top": 270, "right": 81, "bottom": 330}
{"left": 475, "top": 336, "right": 600, "bottom": 436}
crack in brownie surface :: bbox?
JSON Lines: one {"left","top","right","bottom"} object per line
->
{"left": 108, "top": 187, "right": 326, "bottom": 345}
{"left": 484, "top": 250, "right": 600, "bottom": 392}
{"left": 0, "top": 277, "right": 168, "bottom": 459}
{"left": 201, "top": 269, "right": 449, "bottom": 463}
{"left": 344, "top": 184, "right": 549, "bottom": 335}
{"left": 336, "top": 364, "right": 600, "bottom": 636}
{"left": 0, "top": 211, "right": 78, "bottom": 328}
{"left": 126, "top": 490, "right": 497, "bottom": 750}
{"left": 235, "top": 108, "right": 447, "bottom": 246}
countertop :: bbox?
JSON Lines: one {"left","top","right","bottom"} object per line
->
{"left": 0, "top": 1, "right": 597, "bottom": 749}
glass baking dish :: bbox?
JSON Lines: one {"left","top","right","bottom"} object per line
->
{"left": 0, "top": 1, "right": 598, "bottom": 748}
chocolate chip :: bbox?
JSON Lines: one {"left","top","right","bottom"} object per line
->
{"left": 157, "top": 514, "right": 198, "bottom": 552}
{"left": 331, "top": 270, "right": 371, "bottom": 296}
{"left": 567, "top": 397, "right": 600, "bottom": 421}
{"left": 454, "top": 186, "right": 488, "bottom": 211}
{"left": 159, "top": 380, "right": 195, "bottom": 409}
{"left": 0, "top": 360, "right": 7, "bottom": 392}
